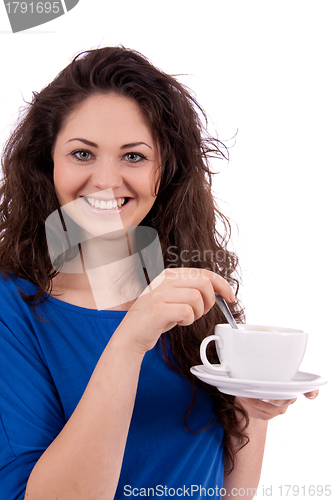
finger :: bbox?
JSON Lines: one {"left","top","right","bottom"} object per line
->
{"left": 208, "top": 270, "right": 236, "bottom": 303}
{"left": 169, "top": 268, "right": 235, "bottom": 303}
{"left": 235, "top": 397, "right": 279, "bottom": 420}
{"left": 174, "top": 304, "right": 196, "bottom": 326}
{"left": 163, "top": 288, "right": 205, "bottom": 321}
{"left": 165, "top": 269, "right": 220, "bottom": 313}
{"left": 262, "top": 398, "right": 297, "bottom": 407}
{"left": 242, "top": 398, "right": 297, "bottom": 408}
{"left": 162, "top": 268, "right": 235, "bottom": 315}
{"left": 304, "top": 390, "right": 319, "bottom": 400}
{"left": 151, "top": 302, "right": 196, "bottom": 330}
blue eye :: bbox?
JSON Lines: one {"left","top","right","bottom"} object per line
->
{"left": 125, "top": 152, "right": 147, "bottom": 163}
{"left": 71, "top": 150, "right": 92, "bottom": 161}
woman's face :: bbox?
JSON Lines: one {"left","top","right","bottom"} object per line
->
{"left": 52, "top": 93, "right": 160, "bottom": 237}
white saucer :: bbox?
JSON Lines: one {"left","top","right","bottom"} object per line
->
{"left": 190, "top": 365, "right": 328, "bottom": 399}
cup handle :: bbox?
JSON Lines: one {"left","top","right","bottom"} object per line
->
{"left": 200, "top": 335, "right": 229, "bottom": 372}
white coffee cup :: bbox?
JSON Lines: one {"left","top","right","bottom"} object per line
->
{"left": 200, "top": 324, "right": 308, "bottom": 382}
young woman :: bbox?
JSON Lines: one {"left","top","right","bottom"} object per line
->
{"left": 0, "top": 47, "right": 318, "bottom": 500}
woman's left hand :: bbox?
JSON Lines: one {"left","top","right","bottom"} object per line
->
{"left": 235, "top": 390, "right": 319, "bottom": 420}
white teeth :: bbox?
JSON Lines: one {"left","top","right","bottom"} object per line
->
{"left": 85, "top": 197, "right": 126, "bottom": 210}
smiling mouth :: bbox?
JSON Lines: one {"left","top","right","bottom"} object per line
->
{"left": 84, "top": 196, "right": 128, "bottom": 210}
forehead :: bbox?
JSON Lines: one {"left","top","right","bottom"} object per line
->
{"left": 57, "top": 93, "right": 154, "bottom": 144}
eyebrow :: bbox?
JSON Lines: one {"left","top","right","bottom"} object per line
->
{"left": 67, "top": 138, "right": 98, "bottom": 147}
{"left": 120, "top": 142, "right": 152, "bottom": 150}
{"left": 66, "top": 139, "right": 152, "bottom": 150}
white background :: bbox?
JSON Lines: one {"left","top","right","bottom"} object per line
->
{"left": 0, "top": 1, "right": 332, "bottom": 498}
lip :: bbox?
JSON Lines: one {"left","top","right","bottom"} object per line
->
{"left": 80, "top": 196, "right": 131, "bottom": 215}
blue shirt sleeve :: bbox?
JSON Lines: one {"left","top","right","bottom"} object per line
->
{"left": 0, "top": 320, "right": 66, "bottom": 500}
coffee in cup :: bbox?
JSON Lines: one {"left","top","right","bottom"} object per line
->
{"left": 200, "top": 324, "right": 308, "bottom": 382}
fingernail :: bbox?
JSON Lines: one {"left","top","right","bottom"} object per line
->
{"left": 261, "top": 399, "right": 271, "bottom": 403}
{"left": 308, "top": 394, "right": 318, "bottom": 400}
{"left": 229, "top": 290, "right": 236, "bottom": 302}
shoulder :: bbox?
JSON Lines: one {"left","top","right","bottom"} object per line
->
{"left": 0, "top": 272, "right": 37, "bottom": 313}
{"left": 0, "top": 273, "right": 42, "bottom": 348}
{"left": 0, "top": 271, "right": 37, "bottom": 291}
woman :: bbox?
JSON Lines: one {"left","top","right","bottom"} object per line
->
{"left": 0, "top": 47, "right": 318, "bottom": 500}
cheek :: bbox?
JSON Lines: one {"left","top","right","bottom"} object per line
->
{"left": 53, "top": 156, "right": 85, "bottom": 192}
{"left": 53, "top": 151, "right": 66, "bottom": 188}
{"left": 148, "top": 165, "right": 160, "bottom": 196}
{"left": 53, "top": 165, "right": 83, "bottom": 206}
{"left": 145, "top": 175, "right": 158, "bottom": 201}
{"left": 129, "top": 169, "right": 156, "bottom": 199}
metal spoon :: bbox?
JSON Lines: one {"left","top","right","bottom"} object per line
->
{"left": 215, "top": 292, "right": 238, "bottom": 329}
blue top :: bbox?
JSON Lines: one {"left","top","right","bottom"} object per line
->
{"left": 0, "top": 275, "right": 224, "bottom": 500}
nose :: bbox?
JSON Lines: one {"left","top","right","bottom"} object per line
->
{"left": 90, "top": 159, "right": 123, "bottom": 190}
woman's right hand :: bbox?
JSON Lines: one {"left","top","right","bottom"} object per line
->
{"left": 118, "top": 267, "right": 236, "bottom": 356}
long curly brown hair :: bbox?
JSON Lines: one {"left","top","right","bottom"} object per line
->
{"left": 0, "top": 46, "right": 249, "bottom": 474}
